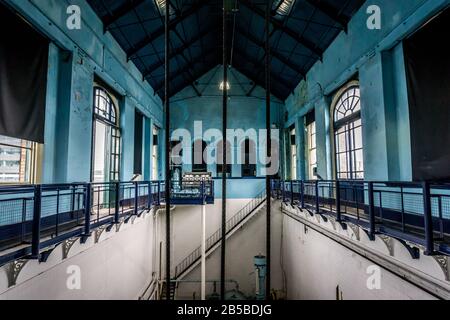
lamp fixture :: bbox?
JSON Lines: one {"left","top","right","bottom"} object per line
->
{"left": 219, "top": 81, "right": 230, "bottom": 91}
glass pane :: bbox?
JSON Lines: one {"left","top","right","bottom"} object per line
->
{"left": 0, "top": 135, "right": 33, "bottom": 183}
{"left": 93, "top": 121, "right": 107, "bottom": 182}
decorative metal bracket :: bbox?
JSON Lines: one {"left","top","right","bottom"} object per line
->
{"left": 378, "top": 235, "right": 395, "bottom": 257}
{"left": 6, "top": 260, "right": 28, "bottom": 288}
{"left": 39, "top": 248, "right": 56, "bottom": 263}
{"left": 347, "top": 223, "right": 360, "bottom": 241}
{"left": 397, "top": 239, "right": 420, "bottom": 260}
{"left": 327, "top": 216, "right": 336, "bottom": 231}
{"left": 62, "top": 238, "right": 79, "bottom": 259}
{"left": 116, "top": 221, "right": 124, "bottom": 232}
{"left": 106, "top": 223, "right": 115, "bottom": 232}
{"left": 433, "top": 255, "right": 450, "bottom": 282}
{"left": 94, "top": 226, "right": 107, "bottom": 243}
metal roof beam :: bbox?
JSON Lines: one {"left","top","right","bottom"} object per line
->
{"left": 143, "top": 26, "right": 217, "bottom": 78}
{"left": 236, "top": 26, "right": 305, "bottom": 77}
{"left": 238, "top": 0, "right": 322, "bottom": 59}
{"left": 233, "top": 48, "right": 292, "bottom": 92}
{"left": 305, "top": 0, "right": 348, "bottom": 31}
{"left": 153, "top": 47, "right": 217, "bottom": 93}
{"left": 103, "top": 0, "right": 146, "bottom": 32}
{"left": 127, "top": 0, "right": 212, "bottom": 59}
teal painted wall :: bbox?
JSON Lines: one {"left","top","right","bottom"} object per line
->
{"left": 171, "top": 66, "right": 284, "bottom": 179}
{"left": 4, "top": 0, "right": 164, "bottom": 183}
{"left": 284, "top": 0, "right": 449, "bottom": 181}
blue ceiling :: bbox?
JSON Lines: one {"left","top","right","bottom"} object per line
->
{"left": 87, "top": 0, "right": 365, "bottom": 100}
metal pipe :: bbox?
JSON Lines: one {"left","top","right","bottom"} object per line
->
{"left": 220, "top": 0, "right": 228, "bottom": 300}
{"left": 422, "top": 181, "right": 434, "bottom": 255}
{"left": 164, "top": 0, "right": 172, "bottom": 301}
{"left": 31, "top": 185, "right": 42, "bottom": 259}
{"left": 265, "top": 0, "right": 272, "bottom": 300}
{"left": 201, "top": 201, "right": 206, "bottom": 300}
{"left": 368, "top": 182, "right": 376, "bottom": 240}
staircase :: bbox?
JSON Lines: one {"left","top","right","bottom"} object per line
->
{"left": 160, "top": 281, "right": 177, "bottom": 300}
{"left": 174, "top": 190, "right": 267, "bottom": 280}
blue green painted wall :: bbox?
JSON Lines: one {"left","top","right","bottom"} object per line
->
{"left": 4, "top": 0, "right": 164, "bottom": 183}
{"left": 284, "top": 0, "right": 449, "bottom": 182}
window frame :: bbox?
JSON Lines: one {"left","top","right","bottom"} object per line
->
{"left": 331, "top": 83, "right": 364, "bottom": 181}
{"left": 0, "top": 135, "right": 37, "bottom": 185}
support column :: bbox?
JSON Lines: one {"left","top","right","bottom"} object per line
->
{"left": 201, "top": 203, "right": 206, "bottom": 300}
{"left": 220, "top": 0, "right": 228, "bottom": 300}
{"left": 164, "top": 1, "right": 171, "bottom": 301}
{"left": 265, "top": 0, "right": 272, "bottom": 301}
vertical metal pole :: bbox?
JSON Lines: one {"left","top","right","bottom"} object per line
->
{"left": 164, "top": 0, "right": 172, "bottom": 301}
{"left": 265, "top": 0, "right": 272, "bottom": 300}
{"left": 31, "top": 185, "right": 42, "bottom": 259}
{"left": 422, "top": 181, "right": 434, "bottom": 255}
{"left": 84, "top": 183, "right": 92, "bottom": 236}
{"left": 300, "top": 181, "right": 305, "bottom": 209}
{"left": 134, "top": 182, "right": 139, "bottom": 215}
{"left": 220, "top": 0, "right": 228, "bottom": 300}
{"left": 201, "top": 197, "right": 206, "bottom": 300}
{"left": 157, "top": 181, "right": 161, "bottom": 205}
{"left": 290, "top": 181, "right": 294, "bottom": 205}
{"left": 315, "top": 180, "right": 320, "bottom": 214}
{"left": 368, "top": 182, "right": 376, "bottom": 240}
{"left": 336, "top": 180, "right": 341, "bottom": 222}
{"left": 115, "top": 182, "right": 120, "bottom": 223}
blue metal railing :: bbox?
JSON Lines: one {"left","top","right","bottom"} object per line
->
{"left": 0, "top": 180, "right": 214, "bottom": 265}
{"left": 273, "top": 179, "right": 450, "bottom": 256}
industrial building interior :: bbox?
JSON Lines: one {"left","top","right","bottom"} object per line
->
{"left": 0, "top": 0, "right": 449, "bottom": 301}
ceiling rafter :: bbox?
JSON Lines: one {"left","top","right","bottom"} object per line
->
{"left": 127, "top": 0, "right": 212, "bottom": 59}
{"left": 233, "top": 48, "right": 292, "bottom": 93}
{"left": 153, "top": 46, "right": 218, "bottom": 93}
{"left": 102, "top": 0, "right": 146, "bottom": 32}
{"left": 236, "top": 25, "right": 305, "bottom": 78}
{"left": 143, "top": 26, "right": 218, "bottom": 78}
{"left": 305, "top": 0, "right": 348, "bottom": 31}
{"left": 238, "top": 0, "right": 323, "bottom": 59}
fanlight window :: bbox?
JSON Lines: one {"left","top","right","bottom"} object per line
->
{"left": 333, "top": 85, "right": 364, "bottom": 180}
{"left": 94, "top": 87, "right": 117, "bottom": 125}
{"left": 334, "top": 86, "right": 361, "bottom": 123}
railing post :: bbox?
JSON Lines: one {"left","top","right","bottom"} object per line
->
{"left": 157, "top": 181, "right": 161, "bottom": 205}
{"left": 315, "top": 180, "right": 320, "bottom": 214}
{"left": 282, "top": 181, "right": 286, "bottom": 202}
{"left": 336, "top": 180, "right": 341, "bottom": 222}
{"left": 31, "top": 185, "right": 42, "bottom": 259}
{"left": 148, "top": 181, "right": 152, "bottom": 209}
{"left": 134, "top": 182, "right": 139, "bottom": 215}
{"left": 115, "top": 182, "right": 120, "bottom": 223}
{"left": 290, "top": 180, "right": 294, "bottom": 205}
{"left": 84, "top": 183, "right": 92, "bottom": 236}
{"left": 368, "top": 182, "right": 376, "bottom": 240}
{"left": 422, "top": 181, "right": 434, "bottom": 255}
{"left": 300, "top": 181, "right": 305, "bottom": 209}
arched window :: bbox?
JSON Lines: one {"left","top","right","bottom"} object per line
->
{"left": 92, "top": 86, "right": 121, "bottom": 182}
{"left": 192, "top": 140, "right": 207, "bottom": 172}
{"left": 216, "top": 140, "right": 232, "bottom": 177}
{"left": 241, "top": 138, "right": 256, "bottom": 177}
{"left": 333, "top": 85, "right": 364, "bottom": 180}
{"left": 94, "top": 87, "right": 117, "bottom": 125}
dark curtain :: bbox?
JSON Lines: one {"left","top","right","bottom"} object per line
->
{"left": 0, "top": 4, "right": 49, "bottom": 143}
{"left": 134, "top": 111, "right": 144, "bottom": 175}
{"left": 404, "top": 8, "right": 450, "bottom": 181}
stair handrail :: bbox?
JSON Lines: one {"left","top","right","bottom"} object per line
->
{"left": 174, "top": 189, "right": 267, "bottom": 278}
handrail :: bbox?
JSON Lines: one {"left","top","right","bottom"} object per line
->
{"left": 273, "top": 179, "right": 450, "bottom": 256}
{"left": 0, "top": 180, "right": 215, "bottom": 266}
{"left": 174, "top": 189, "right": 267, "bottom": 279}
